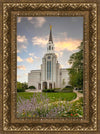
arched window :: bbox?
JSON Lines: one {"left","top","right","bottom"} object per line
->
{"left": 49, "top": 46, "right": 51, "bottom": 50}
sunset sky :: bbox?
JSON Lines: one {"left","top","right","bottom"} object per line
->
{"left": 17, "top": 17, "right": 83, "bottom": 82}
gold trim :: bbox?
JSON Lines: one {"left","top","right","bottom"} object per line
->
{"left": 2, "top": 2, "right": 97, "bottom": 132}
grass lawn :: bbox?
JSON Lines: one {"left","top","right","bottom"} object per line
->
{"left": 17, "top": 92, "right": 77, "bottom": 102}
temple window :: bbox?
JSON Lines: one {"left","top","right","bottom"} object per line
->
{"left": 47, "top": 61, "right": 51, "bottom": 80}
{"left": 49, "top": 46, "right": 51, "bottom": 50}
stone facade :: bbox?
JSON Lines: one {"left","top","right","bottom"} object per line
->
{"left": 28, "top": 26, "right": 69, "bottom": 90}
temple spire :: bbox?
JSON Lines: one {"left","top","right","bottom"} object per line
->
{"left": 47, "top": 25, "right": 54, "bottom": 53}
{"left": 49, "top": 25, "right": 53, "bottom": 43}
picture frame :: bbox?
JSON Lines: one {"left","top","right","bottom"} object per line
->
{"left": 0, "top": 0, "right": 99, "bottom": 133}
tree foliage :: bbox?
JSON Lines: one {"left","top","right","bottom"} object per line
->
{"left": 17, "top": 82, "right": 28, "bottom": 92}
{"left": 68, "top": 42, "right": 83, "bottom": 88}
{"left": 28, "top": 86, "right": 36, "bottom": 89}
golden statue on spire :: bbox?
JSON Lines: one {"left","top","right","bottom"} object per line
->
{"left": 50, "top": 25, "right": 52, "bottom": 30}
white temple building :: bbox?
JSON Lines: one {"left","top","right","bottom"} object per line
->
{"left": 28, "top": 26, "right": 69, "bottom": 90}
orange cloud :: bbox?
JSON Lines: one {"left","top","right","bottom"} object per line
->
{"left": 66, "top": 61, "right": 71, "bottom": 66}
{"left": 55, "top": 39, "right": 81, "bottom": 52}
{"left": 32, "top": 36, "right": 81, "bottom": 52}
{"left": 17, "top": 35, "right": 27, "bottom": 43}
{"left": 55, "top": 52, "right": 59, "bottom": 57}
{"left": 55, "top": 51, "right": 63, "bottom": 58}
{"left": 17, "top": 56, "right": 23, "bottom": 62}
{"left": 17, "top": 44, "right": 27, "bottom": 53}
{"left": 60, "top": 64, "right": 65, "bottom": 68}
{"left": 34, "top": 56, "right": 40, "bottom": 60}
{"left": 29, "top": 53, "right": 40, "bottom": 60}
{"left": 32, "top": 36, "right": 47, "bottom": 47}
{"left": 26, "top": 57, "right": 34, "bottom": 63}
{"left": 29, "top": 53, "right": 34, "bottom": 57}
{"left": 17, "top": 75, "right": 21, "bottom": 79}
{"left": 24, "top": 73, "right": 28, "bottom": 76}
{"left": 17, "top": 65, "right": 26, "bottom": 70}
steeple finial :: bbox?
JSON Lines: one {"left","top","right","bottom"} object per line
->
{"left": 49, "top": 25, "right": 53, "bottom": 43}
{"left": 50, "top": 25, "right": 52, "bottom": 30}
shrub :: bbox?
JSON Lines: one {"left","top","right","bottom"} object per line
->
{"left": 62, "top": 86, "right": 73, "bottom": 93}
{"left": 17, "top": 88, "right": 25, "bottom": 92}
{"left": 42, "top": 89, "right": 55, "bottom": 92}
{"left": 75, "top": 87, "right": 83, "bottom": 90}
{"left": 78, "top": 90, "right": 83, "bottom": 93}
{"left": 54, "top": 88, "right": 60, "bottom": 90}
{"left": 65, "top": 85, "right": 73, "bottom": 89}
{"left": 79, "top": 97, "right": 83, "bottom": 103}
{"left": 28, "top": 86, "right": 36, "bottom": 89}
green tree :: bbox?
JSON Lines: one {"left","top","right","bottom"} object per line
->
{"left": 22, "top": 82, "right": 28, "bottom": 89}
{"left": 17, "top": 82, "right": 28, "bottom": 92}
{"left": 68, "top": 42, "right": 83, "bottom": 89}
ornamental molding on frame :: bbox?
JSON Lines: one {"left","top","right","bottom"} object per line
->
{"left": 2, "top": 2, "right": 97, "bottom": 132}
{"left": 3, "top": 3, "right": 97, "bottom": 11}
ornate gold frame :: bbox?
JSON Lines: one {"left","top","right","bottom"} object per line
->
{"left": 0, "top": 0, "right": 99, "bottom": 133}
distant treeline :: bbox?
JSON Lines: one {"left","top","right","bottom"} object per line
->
{"left": 17, "top": 82, "right": 28, "bottom": 92}
{"left": 17, "top": 82, "right": 36, "bottom": 92}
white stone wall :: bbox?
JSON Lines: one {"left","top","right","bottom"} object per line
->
{"left": 60, "top": 69, "right": 69, "bottom": 89}
{"left": 52, "top": 55, "right": 57, "bottom": 83}
{"left": 41, "top": 58, "right": 46, "bottom": 81}
{"left": 28, "top": 70, "right": 41, "bottom": 89}
{"left": 56, "top": 62, "right": 60, "bottom": 88}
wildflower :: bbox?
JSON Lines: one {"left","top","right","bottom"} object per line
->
{"left": 33, "top": 114, "right": 35, "bottom": 117}
{"left": 22, "top": 112, "right": 25, "bottom": 116}
{"left": 70, "top": 113, "right": 73, "bottom": 116}
{"left": 28, "top": 114, "right": 31, "bottom": 117}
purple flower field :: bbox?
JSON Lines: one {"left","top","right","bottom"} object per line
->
{"left": 17, "top": 93, "right": 83, "bottom": 118}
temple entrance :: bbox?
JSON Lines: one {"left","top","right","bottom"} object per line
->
{"left": 43, "top": 82, "right": 47, "bottom": 89}
{"left": 49, "top": 83, "right": 52, "bottom": 89}
{"left": 38, "top": 83, "right": 41, "bottom": 90}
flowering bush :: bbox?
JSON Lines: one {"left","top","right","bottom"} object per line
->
{"left": 17, "top": 93, "right": 83, "bottom": 118}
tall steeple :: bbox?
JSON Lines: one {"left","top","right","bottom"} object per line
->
{"left": 49, "top": 25, "right": 53, "bottom": 43}
{"left": 47, "top": 25, "right": 54, "bottom": 53}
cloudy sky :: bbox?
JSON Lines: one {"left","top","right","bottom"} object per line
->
{"left": 17, "top": 17, "right": 83, "bottom": 83}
